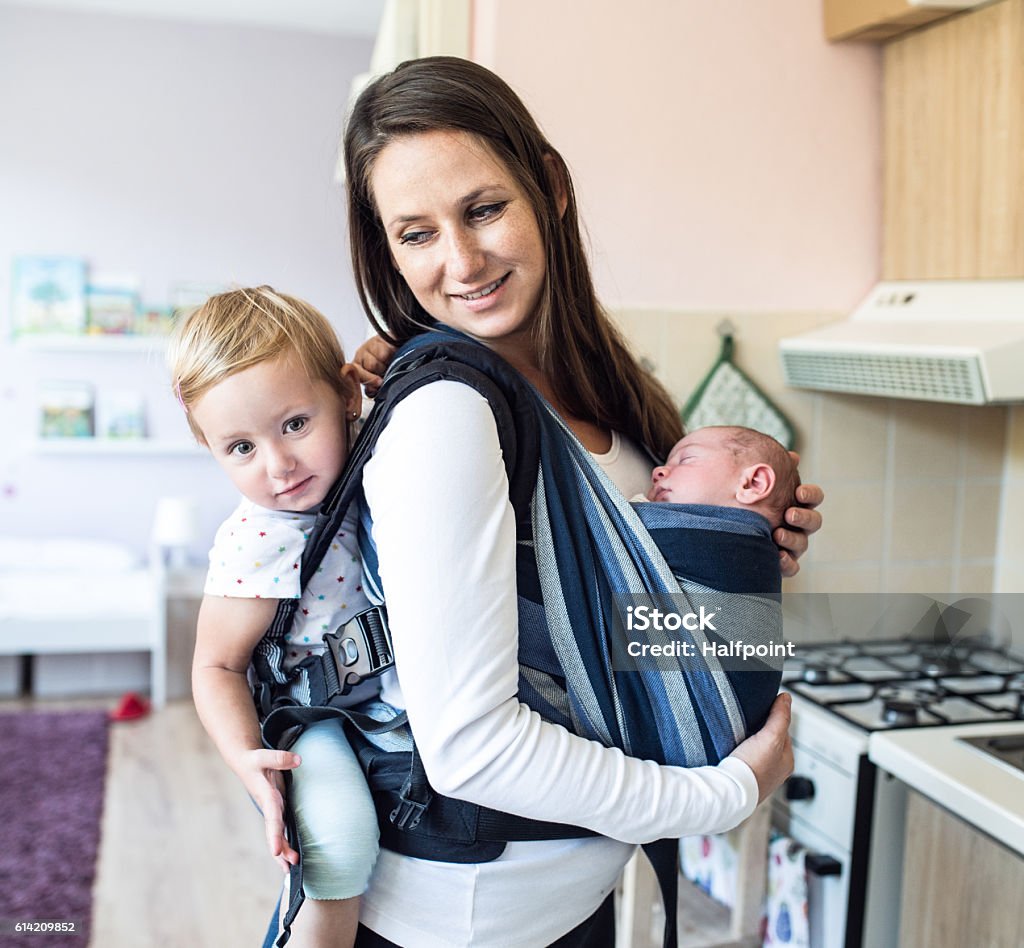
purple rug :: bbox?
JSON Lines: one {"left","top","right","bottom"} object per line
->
{"left": 0, "top": 710, "right": 109, "bottom": 948}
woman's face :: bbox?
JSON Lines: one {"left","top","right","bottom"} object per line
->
{"left": 369, "top": 129, "right": 547, "bottom": 364}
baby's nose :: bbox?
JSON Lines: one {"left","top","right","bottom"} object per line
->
{"left": 652, "top": 466, "right": 668, "bottom": 481}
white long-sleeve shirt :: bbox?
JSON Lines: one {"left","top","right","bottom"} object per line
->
{"left": 359, "top": 381, "right": 757, "bottom": 947}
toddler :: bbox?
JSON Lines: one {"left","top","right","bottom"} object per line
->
{"left": 168, "top": 286, "right": 376, "bottom": 948}
{"left": 640, "top": 425, "right": 800, "bottom": 528}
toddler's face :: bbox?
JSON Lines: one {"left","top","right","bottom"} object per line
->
{"left": 191, "top": 352, "right": 355, "bottom": 512}
{"left": 648, "top": 431, "right": 743, "bottom": 506}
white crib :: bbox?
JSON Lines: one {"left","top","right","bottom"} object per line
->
{"left": 0, "top": 539, "right": 167, "bottom": 706}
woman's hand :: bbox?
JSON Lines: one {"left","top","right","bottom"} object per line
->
{"left": 350, "top": 335, "right": 398, "bottom": 398}
{"left": 728, "top": 693, "right": 794, "bottom": 805}
{"left": 233, "top": 747, "right": 302, "bottom": 872}
{"left": 775, "top": 452, "right": 823, "bottom": 578}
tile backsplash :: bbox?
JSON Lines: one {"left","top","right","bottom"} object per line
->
{"left": 996, "top": 407, "right": 1024, "bottom": 593}
{"left": 612, "top": 308, "right": 1009, "bottom": 601}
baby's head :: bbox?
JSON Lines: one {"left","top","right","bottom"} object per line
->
{"left": 648, "top": 426, "right": 800, "bottom": 529}
{"left": 168, "top": 286, "right": 360, "bottom": 512}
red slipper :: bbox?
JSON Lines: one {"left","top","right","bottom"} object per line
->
{"left": 109, "top": 691, "right": 151, "bottom": 722}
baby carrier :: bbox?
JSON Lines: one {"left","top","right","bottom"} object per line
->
{"left": 256, "top": 328, "right": 784, "bottom": 947}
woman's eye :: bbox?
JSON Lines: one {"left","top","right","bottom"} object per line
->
{"left": 284, "top": 417, "right": 307, "bottom": 434}
{"left": 398, "top": 229, "right": 432, "bottom": 246}
{"left": 469, "top": 202, "right": 507, "bottom": 222}
{"left": 229, "top": 441, "right": 254, "bottom": 457}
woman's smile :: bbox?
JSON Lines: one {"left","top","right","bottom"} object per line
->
{"left": 370, "top": 129, "right": 547, "bottom": 362}
{"left": 454, "top": 272, "right": 510, "bottom": 307}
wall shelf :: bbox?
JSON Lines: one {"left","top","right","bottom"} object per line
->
{"left": 33, "top": 438, "right": 201, "bottom": 456}
{"left": 14, "top": 334, "right": 168, "bottom": 354}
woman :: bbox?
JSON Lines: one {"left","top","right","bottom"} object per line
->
{"left": 341, "top": 57, "right": 821, "bottom": 946}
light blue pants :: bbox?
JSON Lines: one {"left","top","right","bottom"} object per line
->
{"left": 288, "top": 719, "right": 380, "bottom": 900}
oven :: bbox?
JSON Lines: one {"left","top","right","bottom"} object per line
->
{"left": 772, "top": 636, "right": 1024, "bottom": 948}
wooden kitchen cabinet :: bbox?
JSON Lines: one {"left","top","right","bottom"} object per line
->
{"left": 883, "top": 0, "right": 1024, "bottom": 280}
{"left": 899, "top": 789, "right": 1024, "bottom": 947}
{"left": 825, "top": 0, "right": 989, "bottom": 42}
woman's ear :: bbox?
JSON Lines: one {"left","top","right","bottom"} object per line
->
{"left": 543, "top": 153, "right": 569, "bottom": 219}
{"left": 736, "top": 463, "right": 776, "bottom": 503}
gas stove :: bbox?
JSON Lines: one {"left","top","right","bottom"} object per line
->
{"left": 772, "top": 634, "right": 1024, "bottom": 948}
{"left": 783, "top": 637, "right": 1024, "bottom": 731}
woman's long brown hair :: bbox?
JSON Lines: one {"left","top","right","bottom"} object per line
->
{"left": 344, "top": 57, "right": 683, "bottom": 460}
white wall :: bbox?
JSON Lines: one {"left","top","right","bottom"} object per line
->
{"left": 0, "top": 4, "right": 373, "bottom": 558}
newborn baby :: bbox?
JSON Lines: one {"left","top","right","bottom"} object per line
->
{"left": 638, "top": 425, "right": 800, "bottom": 530}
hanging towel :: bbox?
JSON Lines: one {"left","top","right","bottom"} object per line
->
{"left": 682, "top": 334, "right": 795, "bottom": 450}
{"left": 762, "top": 833, "right": 810, "bottom": 948}
{"left": 680, "top": 830, "right": 741, "bottom": 907}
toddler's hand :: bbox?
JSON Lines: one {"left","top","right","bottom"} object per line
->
{"left": 728, "top": 693, "right": 794, "bottom": 805}
{"left": 235, "top": 748, "right": 302, "bottom": 872}
{"left": 351, "top": 335, "right": 397, "bottom": 398}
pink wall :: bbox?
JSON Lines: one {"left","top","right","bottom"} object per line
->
{"left": 472, "top": 0, "right": 882, "bottom": 311}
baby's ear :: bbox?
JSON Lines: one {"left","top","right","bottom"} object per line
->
{"left": 736, "top": 463, "right": 776, "bottom": 504}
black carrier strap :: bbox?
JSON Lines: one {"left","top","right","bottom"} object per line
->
{"left": 260, "top": 334, "right": 680, "bottom": 947}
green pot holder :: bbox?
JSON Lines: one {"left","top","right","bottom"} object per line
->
{"left": 681, "top": 332, "right": 795, "bottom": 450}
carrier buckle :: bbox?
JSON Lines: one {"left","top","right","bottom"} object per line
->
{"left": 323, "top": 605, "right": 394, "bottom": 695}
{"left": 390, "top": 786, "right": 432, "bottom": 830}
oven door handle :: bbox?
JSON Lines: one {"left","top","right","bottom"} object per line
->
{"left": 805, "top": 852, "right": 842, "bottom": 877}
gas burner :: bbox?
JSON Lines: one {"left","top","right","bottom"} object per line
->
{"left": 882, "top": 697, "right": 922, "bottom": 727}
{"left": 784, "top": 657, "right": 851, "bottom": 686}
{"left": 876, "top": 685, "right": 935, "bottom": 726}
{"left": 917, "top": 644, "right": 964, "bottom": 677}
{"left": 802, "top": 663, "right": 831, "bottom": 684}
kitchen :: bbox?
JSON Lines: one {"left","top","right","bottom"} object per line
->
{"left": 1, "top": 0, "right": 1023, "bottom": 946}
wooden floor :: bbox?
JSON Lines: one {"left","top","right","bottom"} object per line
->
{"left": 7, "top": 697, "right": 281, "bottom": 947}
{"left": 11, "top": 695, "right": 752, "bottom": 948}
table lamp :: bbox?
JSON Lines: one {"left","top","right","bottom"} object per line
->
{"left": 151, "top": 496, "right": 200, "bottom": 569}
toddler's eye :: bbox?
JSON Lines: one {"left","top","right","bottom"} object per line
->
{"left": 229, "top": 441, "right": 254, "bottom": 457}
{"left": 284, "top": 417, "right": 307, "bottom": 434}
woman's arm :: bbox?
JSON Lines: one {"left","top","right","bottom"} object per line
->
{"left": 193, "top": 595, "right": 301, "bottom": 870}
{"left": 363, "top": 381, "right": 785, "bottom": 844}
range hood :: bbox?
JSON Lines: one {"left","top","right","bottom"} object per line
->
{"left": 779, "top": 279, "right": 1024, "bottom": 405}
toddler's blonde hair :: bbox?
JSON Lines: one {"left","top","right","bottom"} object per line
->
{"left": 167, "top": 286, "right": 349, "bottom": 444}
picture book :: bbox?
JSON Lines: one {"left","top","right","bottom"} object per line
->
{"left": 39, "top": 381, "right": 94, "bottom": 438}
{"left": 95, "top": 390, "right": 146, "bottom": 439}
{"left": 11, "top": 256, "right": 88, "bottom": 336}
{"left": 86, "top": 274, "right": 140, "bottom": 334}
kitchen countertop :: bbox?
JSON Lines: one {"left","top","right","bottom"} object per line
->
{"left": 869, "top": 721, "right": 1024, "bottom": 857}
